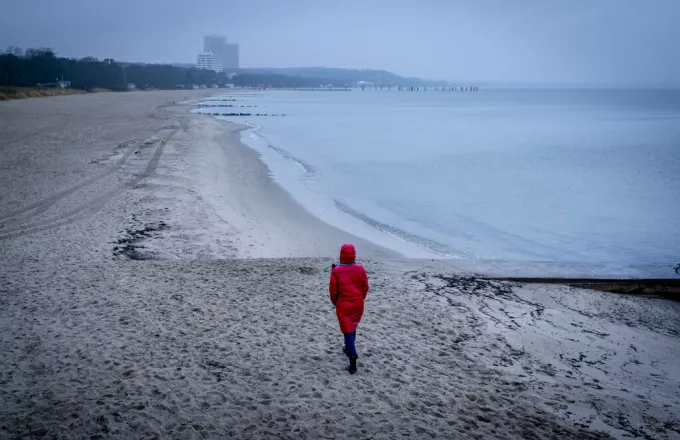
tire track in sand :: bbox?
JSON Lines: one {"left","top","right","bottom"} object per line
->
{"left": 0, "top": 122, "right": 184, "bottom": 240}
{"left": 0, "top": 140, "right": 139, "bottom": 222}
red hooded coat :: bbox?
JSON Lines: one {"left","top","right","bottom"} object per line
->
{"left": 329, "top": 244, "right": 369, "bottom": 334}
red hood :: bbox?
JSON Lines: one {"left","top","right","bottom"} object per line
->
{"left": 339, "top": 244, "right": 356, "bottom": 264}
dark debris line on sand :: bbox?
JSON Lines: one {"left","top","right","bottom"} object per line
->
{"left": 112, "top": 216, "right": 168, "bottom": 260}
{"left": 412, "top": 273, "right": 546, "bottom": 330}
{"left": 409, "top": 271, "right": 680, "bottom": 440}
{"left": 0, "top": 259, "right": 624, "bottom": 440}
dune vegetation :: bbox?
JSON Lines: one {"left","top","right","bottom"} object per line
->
{"left": 0, "top": 86, "right": 85, "bottom": 100}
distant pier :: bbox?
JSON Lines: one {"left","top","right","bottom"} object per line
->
{"left": 283, "top": 85, "right": 480, "bottom": 92}
{"left": 360, "top": 84, "right": 479, "bottom": 92}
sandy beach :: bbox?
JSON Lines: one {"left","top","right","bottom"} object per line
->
{"left": 1, "top": 91, "right": 679, "bottom": 439}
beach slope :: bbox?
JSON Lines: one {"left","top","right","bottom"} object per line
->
{"left": 1, "top": 91, "right": 679, "bottom": 439}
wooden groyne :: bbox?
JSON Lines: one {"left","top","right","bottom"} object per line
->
{"left": 486, "top": 277, "right": 680, "bottom": 300}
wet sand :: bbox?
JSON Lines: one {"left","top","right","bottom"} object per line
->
{"left": 1, "top": 91, "right": 679, "bottom": 439}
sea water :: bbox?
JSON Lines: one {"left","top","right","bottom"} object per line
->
{"left": 196, "top": 89, "right": 680, "bottom": 277}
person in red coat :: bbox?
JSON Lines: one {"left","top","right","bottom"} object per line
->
{"left": 329, "top": 244, "right": 369, "bottom": 374}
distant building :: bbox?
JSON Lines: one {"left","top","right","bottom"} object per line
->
{"left": 201, "top": 34, "right": 240, "bottom": 71}
{"left": 204, "top": 35, "right": 226, "bottom": 57}
{"left": 223, "top": 43, "right": 239, "bottom": 69}
{"left": 196, "top": 51, "right": 223, "bottom": 72}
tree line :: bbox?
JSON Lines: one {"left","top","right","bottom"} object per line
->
{"left": 0, "top": 47, "right": 328, "bottom": 90}
{"left": 242, "top": 67, "right": 447, "bottom": 88}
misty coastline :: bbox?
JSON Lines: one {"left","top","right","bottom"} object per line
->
{"left": 2, "top": 0, "right": 680, "bottom": 438}
{"left": 197, "top": 89, "right": 680, "bottom": 280}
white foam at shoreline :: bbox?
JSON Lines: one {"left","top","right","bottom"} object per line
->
{"left": 198, "top": 91, "right": 680, "bottom": 278}
{"left": 235, "top": 122, "right": 440, "bottom": 259}
{"left": 230, "top": 121, "right": 675, "bottom": 278}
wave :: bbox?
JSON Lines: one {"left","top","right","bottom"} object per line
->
{"left": 242, "top": 123, "right": 459, "bottom": 258}
{"left": 245, "top": 125, "right": 319, "bottom": 179}
{"left": 333, "top": 199, "right": 460, "bottom": 258}
{"left": 267, "top": 144, "right": 318, "bottom": 178}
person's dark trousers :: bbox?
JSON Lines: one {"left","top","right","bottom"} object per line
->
{"left": 344, "top": 330, "right": 357, "bottom": 358}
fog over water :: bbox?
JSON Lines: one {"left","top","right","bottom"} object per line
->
{"left": 2, "top": 0, "right": 680, "bottom": 86}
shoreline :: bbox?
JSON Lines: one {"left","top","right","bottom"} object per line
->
{"left": 196, "top": 97, "right": 678, "bottom": 280}
{"left": 231, "top": 113, "right": 680, "bottom": 286}
{"left": 214, "top": 116, "right": 678, "bottom": 280}
{"left": 232, "top": 121, "right": 442, "bottom": 260}
{"left": 168, "top": 112, "right": 398, "bottom": 260}
{"left": 1, "top": 91, "right": 679, "bottom": 439}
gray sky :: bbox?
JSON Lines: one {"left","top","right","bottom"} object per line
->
{"left": 1, "top": 0, "right": 679, "bottom": 85}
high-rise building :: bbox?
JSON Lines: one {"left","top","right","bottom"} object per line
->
{"left": 223, "top": 43, "right": 239, "bottom": 70}
{"left": 203, "top": 35, "right": 226, "bottom": 56}
{"left": 196, "top": 51, "right": 223, "bottom": 73}
{"left": 200, "top": 34, "right": 240, "bottom": 71}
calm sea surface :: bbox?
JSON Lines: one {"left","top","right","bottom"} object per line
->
{"left": 197, "top": 89, "right": 680, "bottom": 277}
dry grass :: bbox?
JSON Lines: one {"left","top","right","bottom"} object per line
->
{"left": 88, "top": 88, "right": 114, "bottom": 93}
{"left": 0, "top": 87, "right": 86, "bottom": 101}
